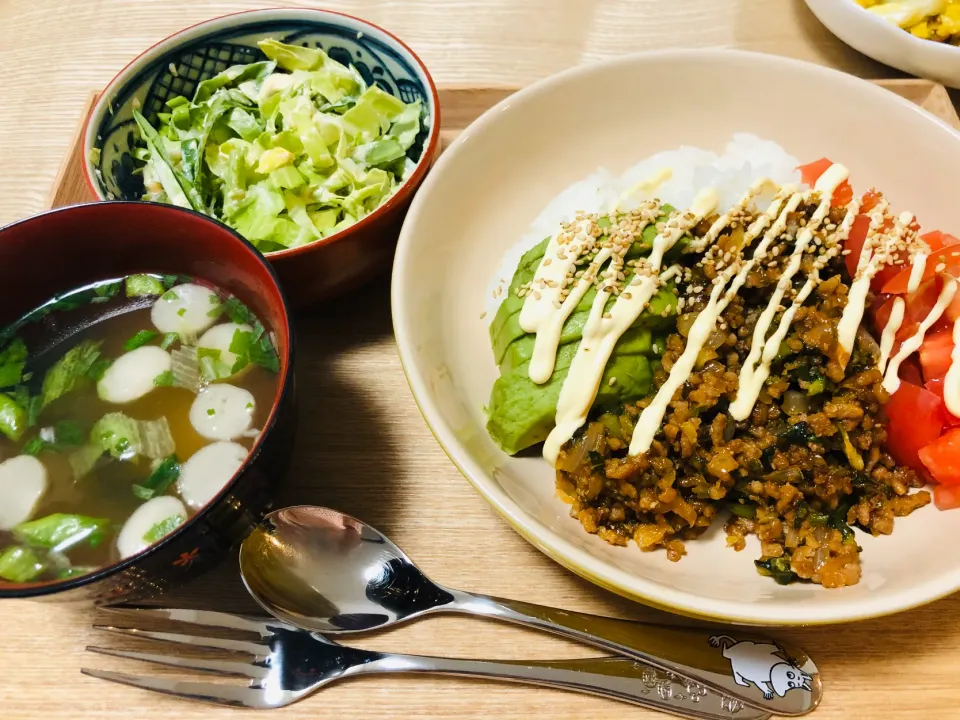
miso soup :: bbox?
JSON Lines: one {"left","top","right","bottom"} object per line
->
{"left": 0, "top": 274, "right": 280, "bottom": 583}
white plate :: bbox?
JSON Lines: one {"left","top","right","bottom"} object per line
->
{"left": 392, "top": 48, "right": 960, "bottom": 625}
{"left": 806, "top": 0, "right": 960, "bottom": 89}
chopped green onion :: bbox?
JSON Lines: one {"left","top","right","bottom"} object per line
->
{"left": 160, "top": 332, "right": 179, "bottom": 350}
{"left": 41, "top": 340, "right": 103, "bottom": 409}
{"left": 132, "top": 455, "right": 181, "bottom": 500}
{"left": 0, "top": 546, "right": 46, "bottom": 582}
{"left": 125, "top": 274, "right": 165, "bottom": 297}
{"left": 143, "top": 515, "right": 185, "bottom": 544}
{"left": 13, "top": 514, "right": 110, "bottom": 552}
{"left": 124, "top": 329, "right": 160, "bottom": 351}
{"left": 153, "top": 370, "right": 175, "bottom": 387}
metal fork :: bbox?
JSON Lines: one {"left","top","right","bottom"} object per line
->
{"left": 82, "top": 608, "right": 768, "bottom": 720}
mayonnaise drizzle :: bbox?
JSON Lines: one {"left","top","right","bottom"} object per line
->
{"left": 729, "top": 169, "right": 854, "bottom": 419}
{"left": 835, "top": 203, "right": 908, "bottom": 363}
{"left": 944, "top": 317, "right": 960, "bottom": 417}
{"left": 540, "top": 190, "right": 718, "bottom": 463}
{"left": 908, "top": 252, "right": 928, "bottom": 294}
{"left": 877, "top": 297, "right": 905, "bottom": 375}
{"left": 631, "top": 180, "right": 822, "bottom": 452}
{"left": 883, "top": 277, "right": 958, "bottom": 395}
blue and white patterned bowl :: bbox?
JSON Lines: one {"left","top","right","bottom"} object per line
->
{"left": 83, "top": 9, "right": 440, "bottom": 305}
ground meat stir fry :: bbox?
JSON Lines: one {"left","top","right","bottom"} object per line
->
{"left": 555, "top": 203, "right": 931, "bottom": 588}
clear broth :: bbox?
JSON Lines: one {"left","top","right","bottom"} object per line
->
{"left": 0, "top": 277, "right": 279, "bottom": 582}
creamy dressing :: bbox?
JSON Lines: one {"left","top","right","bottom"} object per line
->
{"left": 878, "top": 297, "right": 905, "bottom": 375}
{"left": 944, "top": 318, "right": 960, "bottom": 417}
{"left": 729, "top": 168, "right": 854, "bottom": 420}
{"left": 908, "top": 252, "right": 928, "bottom": 294}
{"left": 835, "top": 202, "right": 896, "bottom": 362}
{"left": 540, "top": 190, "right": 718, "bottom": 463}
{"left": 883, "top": 277, "right": 958, "bottom": 395}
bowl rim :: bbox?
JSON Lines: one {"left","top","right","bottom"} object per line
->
{"left": 806, "top": 0, "right": 960, "bottom": 59}
{"left": 81, "top": 7, "right": 442, "bottom": 261}
{"left": 0, "top": 200, "right": 295, "bottom": 599}
{"left": 392, "top": 46, "right": 960, "bottom": 626}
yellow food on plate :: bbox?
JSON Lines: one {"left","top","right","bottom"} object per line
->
{"left": 857, "top": 0, "right": 960, "bottom": 44}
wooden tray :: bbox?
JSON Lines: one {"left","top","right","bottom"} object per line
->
{"left": 47, "top": 80, "right": 960, "bottom": 209}
{"left": 28, "top": 80, "right": 960, "bottom": 720}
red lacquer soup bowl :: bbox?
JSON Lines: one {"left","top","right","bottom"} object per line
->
{"left": 0, "top": 201, "right": 296, "bottom": 604}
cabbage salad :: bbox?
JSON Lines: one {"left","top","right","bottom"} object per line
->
{"left": 133, "top": 39, "right": 425, "bottom": 251}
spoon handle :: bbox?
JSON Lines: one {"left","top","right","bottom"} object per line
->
{"left": 361, "top": 653, "right": 769, "bottom": 720}
{"left": 447, "top": 593, "right": 820, "bottom": 717}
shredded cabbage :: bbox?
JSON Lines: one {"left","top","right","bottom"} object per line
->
{"left": 135, "top": 39, "right": 425, "bottom": 252}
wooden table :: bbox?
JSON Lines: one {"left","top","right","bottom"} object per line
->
{"left": 2, "top": 1, "right": 959, "bottom": 718}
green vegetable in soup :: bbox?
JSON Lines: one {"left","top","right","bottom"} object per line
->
{"left": 0, "top": 392, "right": 26, "bottom": 442}
{"left": 153, "top": 370, "right": 175, "bottom": 387}
{"left": 124, "top": 329, "right": 160, "bottom": 351}
{"left": 125, "top": 274, "right": 166, "bottom": 297}
{"left": 133, "top": 456, "right": 181, "bottom": 501}
{"left": 57, "top": 566, "right": 94, "bottom": 580}
{"left": 13, "top": 513, "right": 110, "bottom": 551}
{"left": 0, "top": 338, "right": 28, "bottom": 389}
{"left": 92, "top": 412, "right": 141, "bottom": 460}
{"left": 22, "top": 420, "right": 84, "bottom": 455}
{"left": 41, "top": 340, "right": 103, "bottom": 409}
{"left": 0, "top": 546, "right": 46, "bottom": 583}
{"left": 143, "top": 515, "right": 185, "bottom": 544}
{"left": 68, "top": 444, "right": 103, "bottom": 481}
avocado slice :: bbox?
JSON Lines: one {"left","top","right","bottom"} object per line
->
{"left": 486, "top": 206, "right": 683, "bottom": 456}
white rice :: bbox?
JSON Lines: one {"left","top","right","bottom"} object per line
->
{"left": 485, "top": 133, "right": 803, "bottom": 318}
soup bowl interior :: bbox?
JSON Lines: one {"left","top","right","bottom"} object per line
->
{"left": 0, "top": 201, "right": 295, "bottom": 601}
{"left": 392, "top": 49, "right": 960, "bottom": 625}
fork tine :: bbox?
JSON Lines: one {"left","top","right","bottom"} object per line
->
{"left": 86, "top": 645, "right": 269, "bottom": 681}
{"left": 93, "top": 625, "right": 269, "bottom": 657}
{"left": 80, "top": 667, "right": 274, "bottom": 709}
{"left": 99, "top": 606, "right": 275, "bottom": 635}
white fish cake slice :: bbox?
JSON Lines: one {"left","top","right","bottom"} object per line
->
{"left": 97, "top": 346, "right": 172, "bottom": 404}
{"left": 177, "top": 441, "right": 248, "bottom": 510}
{"left": 151, "top": 283, "right": 221, "bottom": 336}
{"left": 116, "top": 495, "right": 187, "bottom": 559}
{"left": 0, "top": 455, "right": 48, "bottom": 530}
{"left": 197, "top": 322, "right": 253, "bottom": 378}
{"left": 189, "top": 384, "right": 255, "bottom": 441}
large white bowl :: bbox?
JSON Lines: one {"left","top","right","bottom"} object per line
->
{"left": 392, "top": 49, "right": 960, "bottom": 625}
{"left": 806, "top": 0, "right": 960, "bottom": 89}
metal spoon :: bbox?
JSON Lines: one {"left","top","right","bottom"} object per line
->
{"left": 239, "top": 506, "right": 821, "bottom": 717}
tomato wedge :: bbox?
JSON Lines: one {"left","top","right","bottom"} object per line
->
{"left": 919, "top": 428, "right": 960, "bottom": 485}
{"left": 920, "top": 230, "right": 960, "bottom": 253}
{"left": 885, "top": 382, "right": 944, "bottom": 473}
{"left": 882, "top": 246, "right": 960, "bottom": 295}
{"left": 934, "top": 484, "right": 960, "bottom": 510}
{"left": 797, "top": 158, "right": 854, "bottom": 207}
{"left": 925, "top": 377, "right": 960, "bottom": 428}
{"left": 919, "top": 328, "right": 954, "bottom": 383}
{"left": 899, "top": 355, "right": 925, "bottom": 387}
{"left": 845, "top": 214, "right": 870, "bottom": 280}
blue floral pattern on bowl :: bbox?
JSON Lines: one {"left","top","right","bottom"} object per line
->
{"left": 87, "top": 12, "right": 434, "bottom": 202}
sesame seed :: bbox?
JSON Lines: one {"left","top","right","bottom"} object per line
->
{"left": 543, "top": 258, "right": 552, "bottom": 266}
{"left": 608, "top": 377, "right": 617, "bottom": 387}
